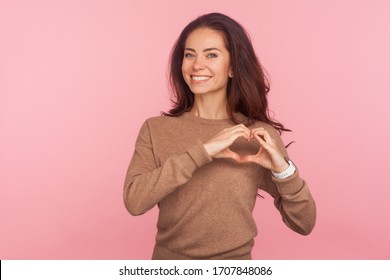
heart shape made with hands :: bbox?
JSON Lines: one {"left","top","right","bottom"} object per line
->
{"left": 226, "top": 134, "right": 265, "bottom": 164}
{"left": 206, "top": 125, "right": 286, "bottom": 170}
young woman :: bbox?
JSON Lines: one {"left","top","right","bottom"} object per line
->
{"left": 124, "top": 13, "right": 316, "bottom": 260}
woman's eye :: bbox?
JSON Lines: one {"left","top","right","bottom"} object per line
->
{"left": 207, "top": 53, "right": 218, "bottom": 58}
{"left": 184, "top": 53, "right": 194, "bottom": 58}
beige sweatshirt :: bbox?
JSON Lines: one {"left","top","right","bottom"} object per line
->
{"left": 124, "top": 112, "right": 316, "bottom": 259}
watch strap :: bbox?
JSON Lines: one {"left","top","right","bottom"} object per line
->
{"left": 271, "top": 159, "right": 297, "bottom": 179}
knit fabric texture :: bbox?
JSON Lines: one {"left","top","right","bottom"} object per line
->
{"left": 124, "top": 112, "right": 316, "bottom": 259}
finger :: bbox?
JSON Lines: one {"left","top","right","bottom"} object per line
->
{"left": 252, "top": 129, "right": 274, "bottom": 144}
{"left": 253, "top": 133, "right": 268, "bottom": 147}
{"left": 240, "top": 154, "right": 257, "bottom": 164}
{"left": 216, "top": 148, "right": 241, "bottom": 162}
{"left": 225, "top": 124, "right": 251, "bottom": 138}
{"left": 226, "top": 130, "right": 251, "bottom": 143}
{"left": 253, "top": 133, "right": 276, "bottom": 155}
{"left": 234, "top": 128, "right": 251, "bottom": 140}
{"left": 235, "top": 123, "right": 251, "bottom": 132}
{"left": 225, "top": 148, "right": 242, "bottom": 162}
{"left": 253, "top": 133, "right": 285, "bottom": 165}
{"left": 208, "top": 130, "right": 252, "bottom": 156}
{"left": 250, "top": 127, "right": 266, "bottom": 135}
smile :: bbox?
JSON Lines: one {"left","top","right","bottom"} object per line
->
{"left": 191, "top": 75, "right": 212, "bottom": 81}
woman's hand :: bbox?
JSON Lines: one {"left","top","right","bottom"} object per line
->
{"left": 203, "top": 124, "right": 251, "bottom": 162}
{"left": 204, "top": 125, "right": 289, "bottom": 172}
{"left": 241, "top": 127, "right": 289, "bottom": 172}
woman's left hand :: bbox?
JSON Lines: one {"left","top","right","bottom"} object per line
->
{"left": 241, "top": 127, "right": 289, "bottom": 173}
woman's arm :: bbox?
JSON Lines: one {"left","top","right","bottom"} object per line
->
{"left": 244, "top": 124, "right": 316, "bottom": 235}
{"left": 264, "top": 170, "right": 316, "bottom": 235}
{"left": 123, "top": 120, "right": 212, "bottom": 216}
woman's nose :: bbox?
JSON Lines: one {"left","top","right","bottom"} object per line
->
{"left": 192, "top": 57, "right": 205, "bottom": 70}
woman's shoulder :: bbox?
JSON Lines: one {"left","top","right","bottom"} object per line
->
{"left": 143, "top": 113, "right": 188, "bottom": 128}
{"left": 243, "top": 116, "right": 276, "bottom": 130}
{"left": 250, "top": 120, "right": 276, "bottom": 130}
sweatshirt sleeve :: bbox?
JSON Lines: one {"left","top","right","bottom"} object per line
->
{"left": 261, "top": 126, "right": 316, "bottom": 235}
{"left": 123, "top": 120, "right": 212, "bottom": 216}
{"left": 269, "top": 171, "right": 316, "bottom": 235}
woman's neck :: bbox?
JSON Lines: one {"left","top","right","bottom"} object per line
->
{"left": 190, "top": 93, "right": 228, "bottom": 120}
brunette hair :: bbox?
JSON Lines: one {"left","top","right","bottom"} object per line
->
{"left": 163, "top": 12, "right": 289, "bottom": 133}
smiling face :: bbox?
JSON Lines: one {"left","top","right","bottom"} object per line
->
{"left": 181, "top": 28, "right": 232, "bottom": 98}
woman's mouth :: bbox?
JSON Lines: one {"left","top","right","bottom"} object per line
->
{"left": 191, "top": 75, "right": 212, "bottom": 81}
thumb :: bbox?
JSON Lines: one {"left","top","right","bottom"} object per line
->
{"left": 215, "top": 148, "right": 242, "bottom": 162}
{"left": 240, "top": 154, "right": 258, "bottom": 164}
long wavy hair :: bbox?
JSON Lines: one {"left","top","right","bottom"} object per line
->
{"left": 163, "top": 12, "right": 289, "bottom": 133}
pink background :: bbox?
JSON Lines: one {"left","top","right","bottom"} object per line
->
{"left": 1, "top": 0, "right": 389, "bottom": 259}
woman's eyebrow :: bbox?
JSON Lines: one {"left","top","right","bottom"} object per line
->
{"left": 203, "top": 47, "right": 222, "bottom": 52}
{"left": 184, "top": 47, "right": 222, "bottom": 53}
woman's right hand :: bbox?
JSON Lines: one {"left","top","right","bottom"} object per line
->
{"left": 203, "top": 124, "right": 251, "bottom": 162}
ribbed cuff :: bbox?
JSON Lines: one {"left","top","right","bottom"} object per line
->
{"left": 187, "top": 141, "right": 212, "bottom": 168}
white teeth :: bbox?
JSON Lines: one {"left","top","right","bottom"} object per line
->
{"left": 191, "top": 76, "right": 211, "bottom": 81}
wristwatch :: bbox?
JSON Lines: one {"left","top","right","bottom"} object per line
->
{"left": 271, "top": 158, "right": 297, "bottom": 179}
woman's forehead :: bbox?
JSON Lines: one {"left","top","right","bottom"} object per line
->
{"left": 185, "top": 28, "right": 227, "bottom": 50}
